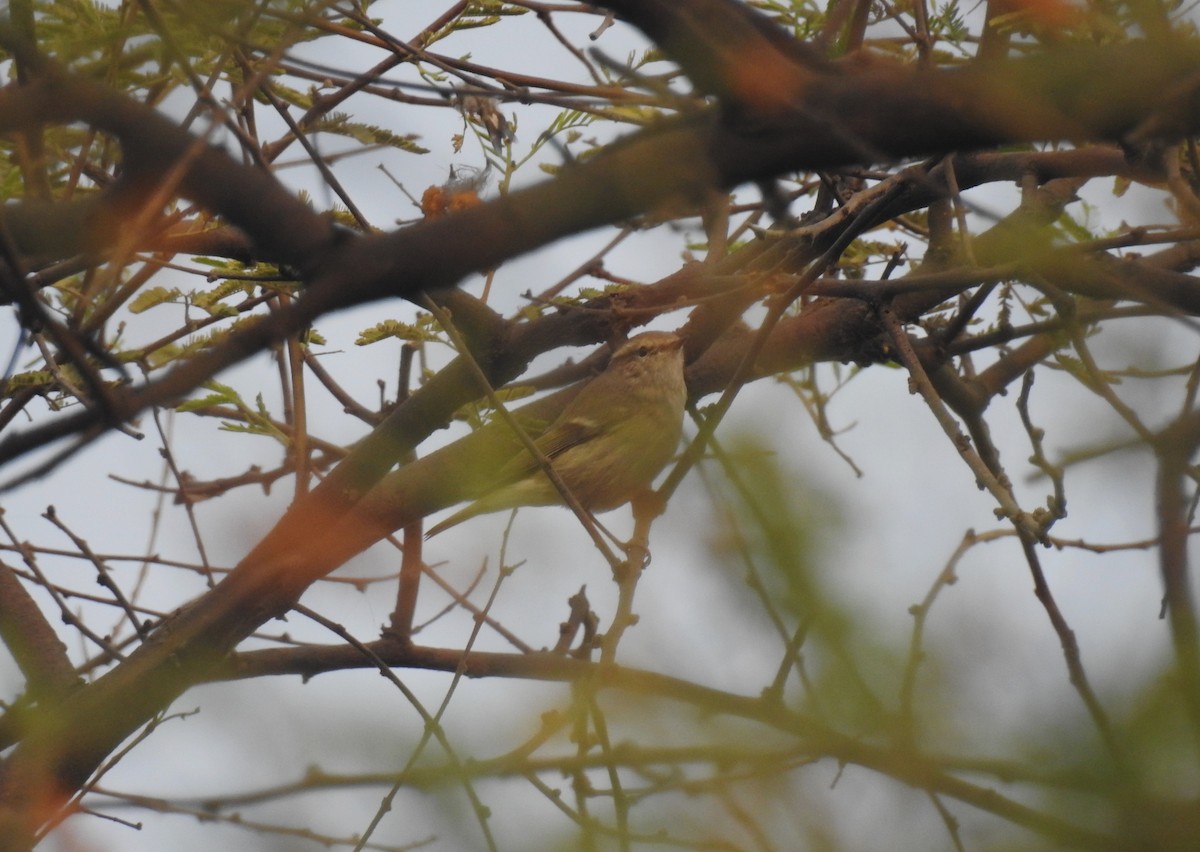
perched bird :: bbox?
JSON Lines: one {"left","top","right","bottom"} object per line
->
{"left": 426, "top": 331, "right": 687, "bottom": 536}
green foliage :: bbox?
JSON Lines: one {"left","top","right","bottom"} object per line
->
{"left": 127, "top": 286, "right": 182, "bottom": 315}
{"left": 1055, "top": 207, "right": 1101, "bottom": 243}
{"left": 424, "top": 2, "right": 527, "bottom": 47}
{"left": 33, "top": 0, "right": 153, "bottom": 67}
{"left": 191, "top": 279, "right": 256, "bottom": 314}
{"left": 452, "top": 384, "right": 538, "bottom": 429}
{"left": 928, "top": 0, "right": 970, "bottom": 44}
{"left": 1, "top": 370, "right": 57, "bottom": 398}
{"left": 355, "top": 318, "right": 442, "bottom": 346}
{"left": 753, "top": 0, "right": 826, "bottom": 41}
{"left": 838, "top": 237, "right": 909, "bottom": 279}
{"left": 259, "top": 80, "right": 313, "bottom": 111}
{"left": 0, "top": 363, "right": 93, "bottom": 403}
{"left": 139, "top": 314, "right": 262, "bottom": 368}
{"left": 300, "top": 328, "right": 325, "bottom": 346}
{"left": 309, "top": 113, "right": 430, "bottom": 155}
{"left": 175, "top": 380, "right": 243, "bottom": 413}
{"left": 177, "top": 380, "right": 286, "bottom": 441}
{"left": 707, "top": 432, "right": 906, "bottom": 735}
{"left": 710, "top": 433, "right": 842, "bottom": 622}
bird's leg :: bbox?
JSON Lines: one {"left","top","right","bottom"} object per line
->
{"left": 623, "top": 488, "right": 669, "bottom": 567}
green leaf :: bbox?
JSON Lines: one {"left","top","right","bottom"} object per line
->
{"left": 128, "top": 286, "right": 182, "bottom": 314}
{"left": 200, "top": 303, "right": 239, "bottom": 319}
{"left": 193, "top": 279, "right": 253, "bottom": 308}
{"left": 3, "top": 370, "right": 54, "bottom": 394}
{"left": 311, "top": 113, "right": 429, "bottom": 154}
{"left": 356, "top": 320, "right": 442, "bottom": 346}
{"left": 176, "top": 381, "right": 242, "bottom": 413}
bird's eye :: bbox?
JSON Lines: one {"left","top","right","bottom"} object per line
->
{"left": 638, "top": 346, "right": 650, "bottom": 358}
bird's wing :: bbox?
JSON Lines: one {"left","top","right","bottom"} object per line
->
{"left": 534, "top": 416, "right": 602, "bottom": 461}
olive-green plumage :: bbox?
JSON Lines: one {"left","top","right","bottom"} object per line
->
{"left": 427, "top": 331, "right": 686, "bottom": 536}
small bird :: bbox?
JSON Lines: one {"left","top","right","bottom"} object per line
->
{"left": 426, "top": 331, "right": 687, "bottom": 537}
